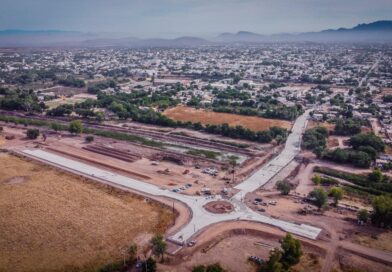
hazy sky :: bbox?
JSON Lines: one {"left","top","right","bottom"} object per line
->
{"left": 1, "top": 0, "right": 391, "bottom": 38}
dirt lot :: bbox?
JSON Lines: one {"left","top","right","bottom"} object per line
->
{"left": 307, "top": 120, "right": 335, "bottom": 131}
{"left": 45, "top": 93, "right": 96, "bottom": 109}
{"left": 163, "top": 106, "right": 292, "bottom": 132}
{"left": 334, "top": 252, "right": 392, "bottom": 272}
{"left": 351, "top": 231, "right": 392, "bottom": 252}
{"left": 163, "top": 230, "right": 323, "bottom": 272}
{"left": 0, "top": 153, "right": 172, "bottom": 272}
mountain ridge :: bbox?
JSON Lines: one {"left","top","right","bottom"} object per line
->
{"left": 0, "top": 20, "right": 391, "bottom": 47}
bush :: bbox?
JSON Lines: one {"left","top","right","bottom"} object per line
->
{"left": 276, "top": 180, "right": 292, "bottom": 195}
{"left": 350, "top": 133, "right": 385, "bottom": 153}
{"left": 322, "top": 148, "right": 372, "bottom": 168}
{"left": 329, "top": 187, "right": 344, "bottom": 205}
{"left": 334, "top": 118, "right": 362, "bottom": 136}
{"left": 258, "top": 234, "right": 302, "bottom": 271}
{"left": 371, "top": 196, "right": 392, "bottom": 228}
{"left": 85, "top": 135, "right": 94, "bottom": 143}
{"left": 314, "top": 166, "right": 392, "bottom": 194}
{"left": 313, "top": 175, "right": 339, "bottom": 186}
{"left": 69, "top": 120, "right": 83, "bottom": 134}
{"left": 302, "top": 126, "right": 328, "bottom": 152}
{"left": 26, "top": 128, "right": 40, "bottom": 139}
{"left": 141, "top": 257, "right": 156, "bottom": 272}
{"left": 193, "top": 263, "right": 225, "bottom": 272}
{"left": 308, "top": 188, "right": 328, "bottom": 209}
{"left": 357, "top": 209, "right": 369, "bottom": 223}
{"left": 312, "top": 174, "right": 321, "bottom": 185}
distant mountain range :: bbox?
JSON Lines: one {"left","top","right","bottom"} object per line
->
{"left": 215, "top": 21, "right": 392, "bottom": 43}
{"left": 0, "top": 20, "right": 391, "bottom": 47}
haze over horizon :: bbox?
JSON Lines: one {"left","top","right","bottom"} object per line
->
{"left": 1, "top": 0, "right": 392, "bottom": 38}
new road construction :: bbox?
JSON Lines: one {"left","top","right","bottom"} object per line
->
{"left": 233, "top": 109, "right": 310, "bottom": 198}
{"left": 19, "top": 110, "right": 321, "bottom": 247}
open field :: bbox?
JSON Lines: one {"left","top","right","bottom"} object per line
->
{"left": 164, "top": 230, "right": 324, "bottom": 272}
{"left": 307, "top": 120, "right": 335, "bottom": 131}
{"left": 45, "top": 93, "right": 97, "bottom": 109}
{"left": 351, "top": 231, "right": 392, "bottom": 252}
{"left": 0, "top": 153, "right": 172, "bottom": 272}
{"left": 163, "top": 106, "right": 292, "bottom": 132}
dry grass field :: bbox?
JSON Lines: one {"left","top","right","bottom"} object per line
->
{"left": 0, "top": 153, "right": 172, "bottom": 272}
{"left": 163, "top": 106, "right": 292, "bottom": 132}
{"left": 352, "top": 231, "right": 392, "bottom": 252}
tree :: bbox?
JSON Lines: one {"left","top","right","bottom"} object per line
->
{"left": 69, "top": 120, "right": 83, "bottom": 134}
{"left": 350, "top": 133, "right": 385, "bottom": 153}
{"left": 276, "top": 180, "right": 292, "bottom": 195}
{"left": 280, "top": 233, "right": 303, "bottom": 268}
{"left": 308, "top": 188, "right": 328, "bottom": 209}
{"left": 26, "top": 128, "right": 39, "bottom": 139}
{"left": 334, "top": 118, "right": 362, "bottom": 136}
{"left": 141, "top": 257, "right": 156, "bottom": 272}
{"left": 258, "top": 249, "right": 284, "bottom": 272}
{"left": 357, "top": 209, "right": 369, "bottom": 223}
{"left": 150, "top": 234, "right": 166, "bottom": 262}
{"left": 302, "top": 127, "right": 328, "bottom": 152}
{"left": 371, "top": 196, "right": 392, "bottom": 228}
{"left": 329, "top": 187, "right": 343, "bottom": 206}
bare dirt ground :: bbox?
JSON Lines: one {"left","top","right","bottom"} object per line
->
{"left": 162, "top": 221, "right": 326, "bottom": 272}
{"left": 0, "top": 153, "right": 172, "bottom": 272}
{"left": 1, "top": 124, "right": 274, "bottom": 196}
{"left": 2, "top": 123, "right": 392, "bottom": 272}
{"left": 166, "top": 236, "right": 321, "bottom": 272}
{"left": 350, "top": 231, "right": 392, "bottom": 252}
{"left": 307, "top": 120, "right": 335, "bottom": 131}
{"left": 163, "top": 106, "right": 293, "bottom": 132}
{"left": 334, "top": 252, "right": 392, "bottom": 272}
{"left": 45, "top": 93, "right": 97, "bottom": 109}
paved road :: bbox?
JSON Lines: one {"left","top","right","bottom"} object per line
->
{"left": 22, "top": 148, "right": 321, "bottom": 245}
{"left": 233, "top": 109, "right": 310, "bottom": 198}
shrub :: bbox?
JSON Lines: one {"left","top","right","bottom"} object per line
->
{"left": 357, "top": 209, "right": 369, "bottom": 223}
{"left": 371, "top": 196, "right": 392, "bottom": 228}
{"left": 308, "top": 188, "right": 328, "bottom": 209}
{"left": 85, "top": 135, "right": 94, "bottom": 143}
{"left": 26, "top": 128, "right": 40, "bottom": 139}
{"left": 69, "top": 120, "right": 83, "bottom": 134}
{"left": 276, "top": 180, "right": 292, "bottom": 195}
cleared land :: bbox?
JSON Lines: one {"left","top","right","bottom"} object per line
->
{"left": 163, "top": 106, "right": 292, "bottom": 132}
{"left": 45, "top": 93, "right": 96, "bottom": 109}
{"left": 0, "top": 153, "right": 171, "bottom": 272}
{"left": 352, "top": 231, "right": 392, "bottom": 252}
